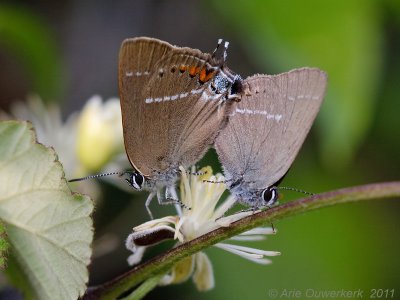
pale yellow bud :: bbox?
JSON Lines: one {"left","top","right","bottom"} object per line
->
{"left": 76, "top": 96, "right": 123, "bottom": 172}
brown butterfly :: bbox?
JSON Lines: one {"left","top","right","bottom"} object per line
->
{"left": 119, "top": 37, "right": 242, "bottom": 218}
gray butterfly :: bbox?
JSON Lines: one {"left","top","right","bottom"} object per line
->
{"left": 215, "top": 68, "right": 327, "bottom": 207}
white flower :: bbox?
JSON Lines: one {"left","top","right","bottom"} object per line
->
{"left": 1, "top": 94, "right": 126, "bottom": 196}
{"left": 125, "top": 166, "right": 280, "bottom": 291}
{"left": 76, "top": 95, "right": 124, "bottom": 173}
{"left": 1, "top": 95, "right": 79, "bottom": 177}
{"left": 1, "top": 94, "right": 125, "bottom": 176}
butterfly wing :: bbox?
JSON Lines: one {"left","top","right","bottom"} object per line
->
{"left": 215, "top": 68, "right": 327, "bottom": 189}
{"left": 119, "top": 37, "right": 234, "bottom": 176}
{"left": 119, "top": 37, "right": 173, "bottom": 176}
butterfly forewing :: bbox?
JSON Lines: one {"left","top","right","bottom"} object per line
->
{"left": 120, "top": 37, "right": 234, "bottom": 176}
{"left": 119, "top": 38, "right": 174, "bottom": 176}
{"left": 143, "top": 48, "right": 232, "bottom": 170}
{"left": 215, "top": 68, "right": 327, "bottom": 189}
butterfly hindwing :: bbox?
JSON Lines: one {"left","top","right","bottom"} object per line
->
{"left": 215, "top": 68, "right": 327, "bottom": 189}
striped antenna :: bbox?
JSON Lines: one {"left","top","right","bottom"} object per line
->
{"left": 185, "top": 170, "right": 207, "bottom": 176}
{"left": 277, "top": 186, "right": 314, "bottom": 196}
{"left": 203, "top": 178, "right": 233, "bottom": 184}
{"left": 68, "top": 171, "right": 124, "bottom": 183}
{"left": 165, "top": 197, "right": 191, "bottom": 211}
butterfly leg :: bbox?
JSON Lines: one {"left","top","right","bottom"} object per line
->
{"left": 234, "top": 206, "right": 261, "bottom": 215}
{"left": 157, "top": 187, "right": 191, "bottom": 212}
{"left": 166, "top": 186, "right": 184, "bottom": 215}
{"left": 157, "top": 188, "right": 178, "bottom": 206}
{"left": 145, "top": 192, "right": 156, "bottom": 219}
{"left": 163, "top": 187, "right": 177, "bottom": 205}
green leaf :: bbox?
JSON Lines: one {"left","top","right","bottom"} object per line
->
{"left": 0, "top": 120, "right": 94, "bottom": 300}
{"left": 0, "top": 220, "right": 9, "bottom": 268}
{"left": 209, "top": 0, "right": 382, "bottom": 169}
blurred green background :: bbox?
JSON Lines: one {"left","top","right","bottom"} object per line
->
{"left": 0, "top": 0, "right": 399, "bottom": 299}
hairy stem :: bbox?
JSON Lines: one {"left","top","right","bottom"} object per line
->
{"left": 84, "top": 181, "right": 400, "bottom": 300}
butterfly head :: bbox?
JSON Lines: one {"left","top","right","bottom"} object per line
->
{"left": 210, "top": 70, "right": 243, "bottom": 100}
{"left": 228, "top": 177, "right": 279, "bottom": 208}
{"left": 260, "top": 186, "right": 279, "bottom": 207}
{"left": 126, "top": 171, "right": 145, "bottom": 190}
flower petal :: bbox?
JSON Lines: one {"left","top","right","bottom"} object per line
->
{"left": 193, "top": 252, "right": 215, "bottom": 291}
{"left": 127, "top": 246, "right": 146, "bottom": 266}
{"left": 217, "top": 243, "right": 281, "bottom": 257}
{"left": 159, "top": 255, "right": 195, "bottom": 285}
{"left": 240, "top": 227, "right": 276, "bottom": 235}
{"left": 215, "top": 242, "right": 280, "bottom": 265}
{"left": 174, "top": 217, "right": 186, "bottom": 242}
{"left": 133, "top": 215, "right": 178, "bottom": 232}
{"left": 242, "top": 256, "right": 273, "bottom": 265}
{"left": 229, "top": 235, "right": 266, "bottom": 241}
{"left": 126, "top": 225, "right": 175, "bottom": 249}
{"left": 213, "top": 195, "right": 237, "bottom": 220}
{"left": 215, "top": 209, "right": 254, "bottom": 227}
{"left": 215, "top": 243, "right": 264, "bottom": 259}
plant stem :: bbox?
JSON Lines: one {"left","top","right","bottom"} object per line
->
{"left": 84, "top": 181, "right": 400, "bottom": 300}
{"left": 121, "top": 272, "right": 165, "bottom": 300}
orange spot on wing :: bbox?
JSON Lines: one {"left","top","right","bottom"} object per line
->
{"left": 199, "top": 67, "right": 215, "bottom": 83}
{"left": 179, "top": 65, "right": 214, "bottom": 82}
{"left": 205, "top": 69, "right": 215, "bottom": 81}
{"left": 189, "top": 66, "right": 200, "bottom": 76}
{"left": 199, "top": 68, "right": 207, "bottom": 82}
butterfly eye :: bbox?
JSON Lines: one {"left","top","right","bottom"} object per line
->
{"left": 261, "top": 187, "right": 278, "bottom": 207}
{"left": 126, "top": 172, "right": 145, "bottom": 190}
{"left": 230, "top": 75, "right": 243, "bottom": 95}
